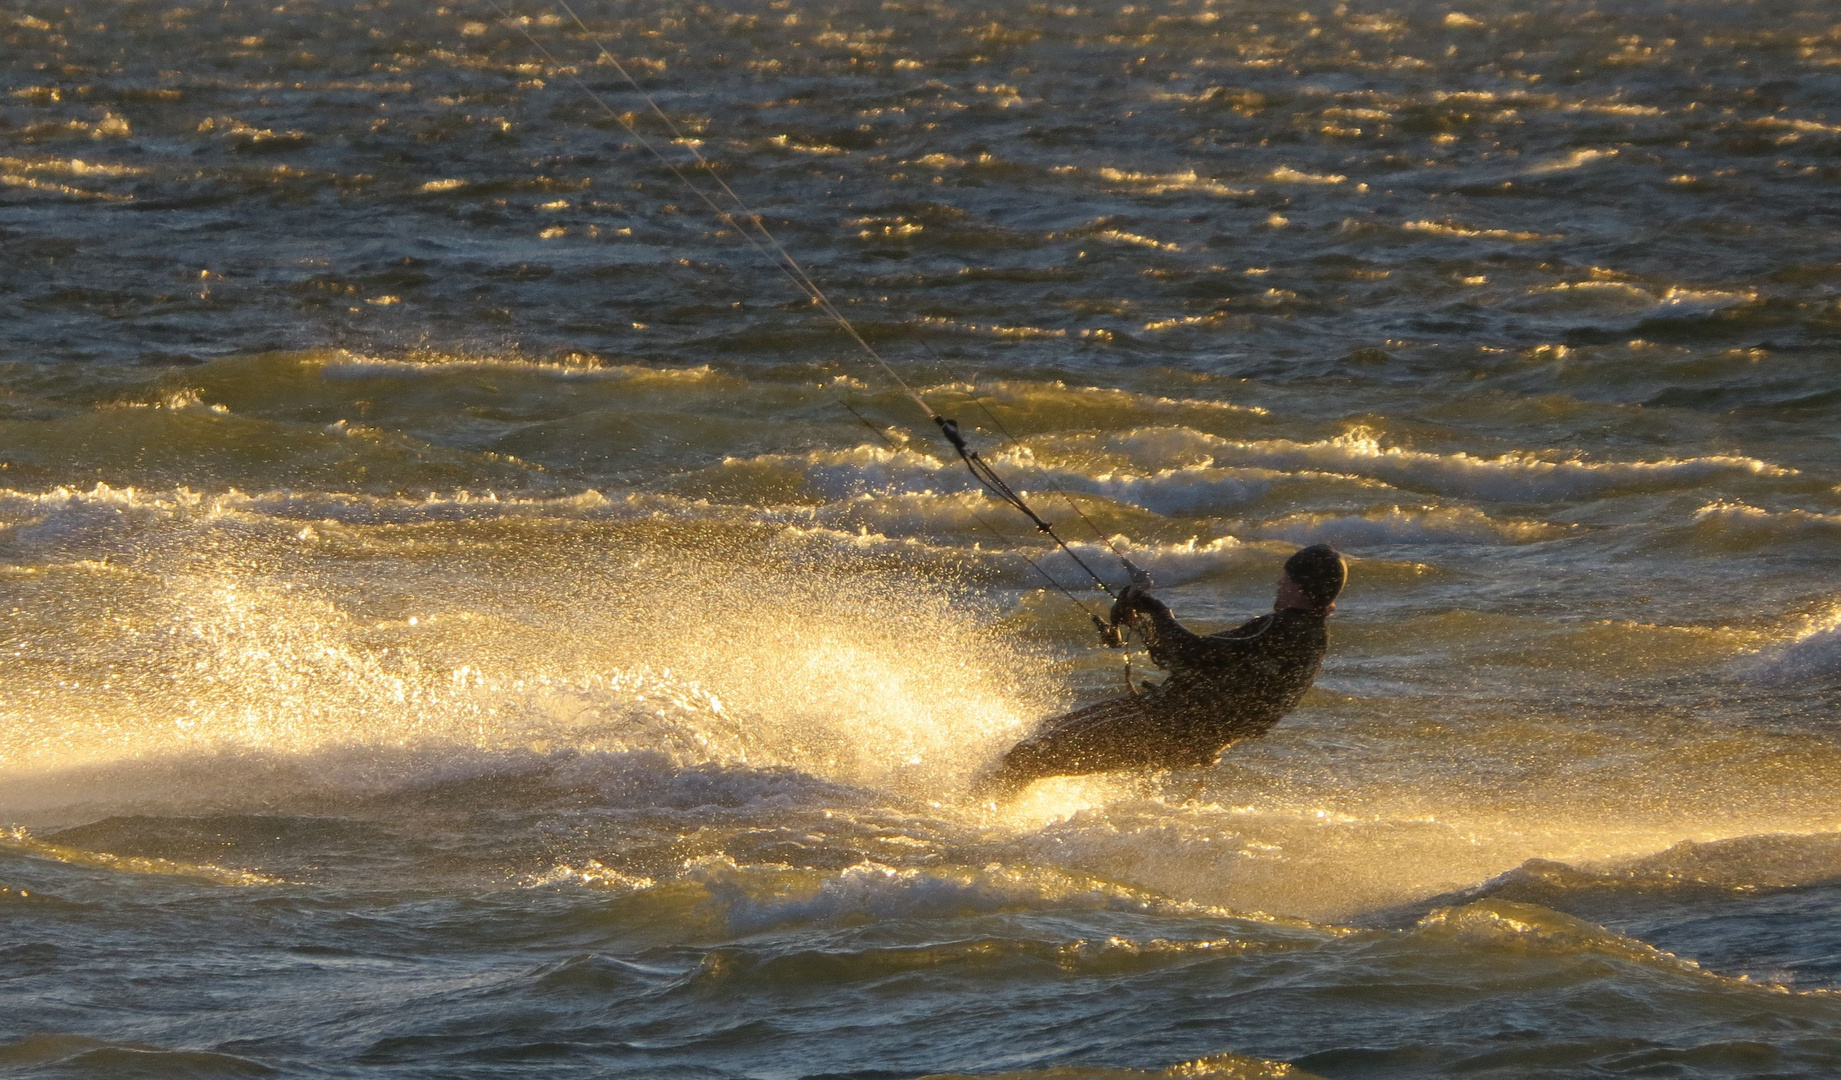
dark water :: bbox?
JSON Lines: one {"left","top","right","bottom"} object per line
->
{"left": 3, "top": 0, "right": 1841, "bottom": 1076}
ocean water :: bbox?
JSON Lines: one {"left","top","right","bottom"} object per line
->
{"left": 3, "top": 0, "right": 1841, "bottom": 1076}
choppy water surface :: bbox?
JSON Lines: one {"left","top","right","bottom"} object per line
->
{"left": 3, "top": 0, "right": 1840, "bottom": 1076}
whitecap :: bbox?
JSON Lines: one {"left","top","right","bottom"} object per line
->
{"left": 695, "top": 857, "right": 1221, "bottom": 934}
{"left": 1748, "top": 609, "right": 1841, "bottom": 683}
{"left": 1166, "top": 427, "right": 1792, "bottom": 503}
{"left": 318, "top": 349, "right": 734, "bottom": 384}
{"left": 1253, "top": 505, "right": 1569, "bottom": 547}
{"left": 1522, "top": 147, "right": 1617, "bottom": 174}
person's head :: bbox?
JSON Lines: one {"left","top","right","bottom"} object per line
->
{"left": 1275, "top": 544, "right": 1346, "bottom": 613}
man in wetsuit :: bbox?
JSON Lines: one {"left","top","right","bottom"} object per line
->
{"left": 985, "top": 544, "right": 1346, "bottom": 793}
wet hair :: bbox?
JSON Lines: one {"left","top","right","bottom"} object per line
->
{"left": 1284, "top": 544, "right": 1346, "bottom": 608}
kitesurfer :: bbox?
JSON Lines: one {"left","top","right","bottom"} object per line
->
{"left": 984, "top": 544, "right": 1347, "bottom": 794}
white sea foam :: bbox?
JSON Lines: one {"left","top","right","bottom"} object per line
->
{"left": 1, "top": 423, "right": 1784, "bottom": 566}
{"left": 1512, "top": 280, "right": 1753, "bottom": 323}
{"left": 0, "top": 479, "right": 1246, "bottom": 594}
{"left": 1654, "top": 285, "right": 1755, "bottom": 314}
{"left": 731, "top": 445, "right": 967, "bottom": 502}
{"left": 1402, "top": 219, "right": 1560, "bottom": 242}
{"left": 1412, "top": 900, "right": 1696, "bottom": 971}
{"left": 523, "top": 860, "right": 656, "bottom": 893}
{"left": 694, "top": 856, "right": 1221, "bottom": 933}
{"left": 1522, "top": 147, "right": 1617, "bottom": 174}
{"left": 58, "top": 420, "right": 1748, "bottom": 546}
{"left": 1124, "top": 427, "right": 1793, "bottom": 503}
{"left": 1038, "top": 534, "right": 1246, "bottom": 587}
{"left": 319, "top": 350, "right": 735, "bottom": 384}
{"left": 1693, "top": 501, "right": 1841, "bottom": 537}
{"left": 1524, "top": 279, "right": 1655, "bottom": 307}
{"left": 716, "top": 443, "right": 1271, "bottom": 518}
{"left": 918, "top": 378, "right": 1268, "bottom": 417}
{"left": 1254, "top": 506, "right": 1569, "bottom": 546}
{"left": 0, "top": 484, "right": 750, "bottom": 557}
{"left": 1749, "top": 608, "right": 1841, "bottom": 683}
{"left": 1055, "top": 463, "right": 1270, "bottom": 516}
{"left": 1084, "top": 166, "right": 1253, "bottom": 197}
{"left": 771, "top": 522, "right": 1245, "bottom": 589}
{"left": 1268, "top": 165, "right": 1347, "bottom": 185}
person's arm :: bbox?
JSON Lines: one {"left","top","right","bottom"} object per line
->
{"left": 1112, "top": 587, "right": 1216, "bottom": 673}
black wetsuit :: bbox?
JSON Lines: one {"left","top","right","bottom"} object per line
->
{"left": 988, "top": 593, "right": 1329, "bottom": 791}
